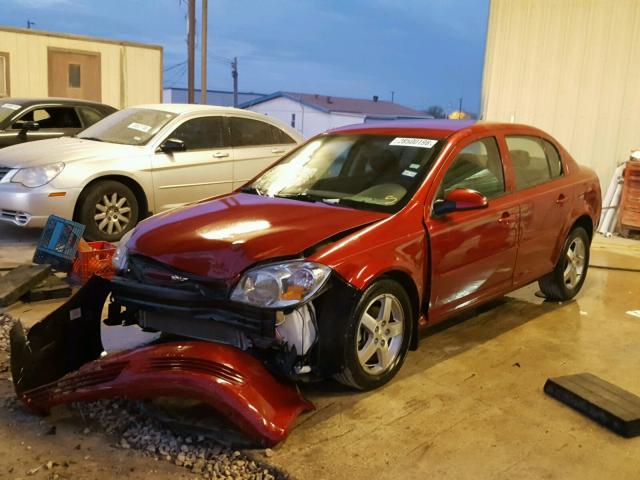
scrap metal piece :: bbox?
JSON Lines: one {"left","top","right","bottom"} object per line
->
{"left": 10, "top": 275, "right": 313, "bottom": 446}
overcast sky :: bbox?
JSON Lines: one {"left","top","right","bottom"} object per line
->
{"left": 4, "top": 0, "right": 490, "bottom": 113}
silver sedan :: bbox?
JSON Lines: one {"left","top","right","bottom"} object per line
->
{"left": 0, "top": 104, "right": 302, "bottom": 240}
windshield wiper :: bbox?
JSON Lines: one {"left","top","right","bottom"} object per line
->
{"left": 274, "top": 192, "right": 322, "bottom": 203}
{"left": 239, "top": 186, "right": 263, "bottom": 195}
{"left": 79, "top": 136, "right": 104, "bottom": 143}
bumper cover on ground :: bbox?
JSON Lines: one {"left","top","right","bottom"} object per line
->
{"left": 10, "top": 276, "right": 313, "bottom": 446}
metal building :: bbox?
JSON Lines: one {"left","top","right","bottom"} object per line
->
{"left": 481, "top": 0, "right": 640, "bottom": 186}
{"left": 0, "top": 26, "right": 162, "bottom": 108}
{"left": 162, "top": 87, "right": 265, "bottom": 107}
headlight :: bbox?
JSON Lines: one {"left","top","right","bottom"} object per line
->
{"left": 231, "top": 261, "right": 331, "bottom": 308}
{"left": 112, "top": 228, "right": 135, "bottom": 271}
{"left": 11, "top": 162, "right": 65, "bottom": 188}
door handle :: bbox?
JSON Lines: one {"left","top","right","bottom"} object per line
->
{"left": 555, "top": 194, "right": 567, "bottom": 205}
{"left": 498, "top": 211, "right": 512, "bottom": 224}
{"left": 271, "top": 148, "right": 285, "bottom": 154}
{"left": 212, "top": 152, "right": 229, "bottom": 158}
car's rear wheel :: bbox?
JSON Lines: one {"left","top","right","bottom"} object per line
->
{"left": 78, "top": 180, "right": 139, "bottom": 241}
{"left": 334, "top": 279, "right": 412, "bottom": 390}
{"left": 538, "top": 226, "right": 590, "bottom": 301}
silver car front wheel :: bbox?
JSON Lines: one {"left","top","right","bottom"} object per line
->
{"left": 94, "top": 192, "right": 132, "bottom": 236}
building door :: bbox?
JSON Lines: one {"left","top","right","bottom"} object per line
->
{"left": 48, "top": 48, "right": 101, "bottom": 102}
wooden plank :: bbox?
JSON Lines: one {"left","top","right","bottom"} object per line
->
{"left": 21, "top": 275, "right": 72, "bottom": 302}
{"left": 545, "top": 373, "right": 640, "bottom": 438}
{"left": 0, "top": 264, "right": 51, "bottom": 307}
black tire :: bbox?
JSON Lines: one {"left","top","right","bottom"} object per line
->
{"left": 78, "top": 180, "right": 139, "bottom": 242}
{"left": 334, "top": 279, "right": 413, "bottom": 390}
{"left": 538, "top": 226, "right": 590, "bottom": 301}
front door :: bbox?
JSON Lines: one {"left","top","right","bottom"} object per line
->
{"left": 0, "top": 105, "right": 83, "bottom": 146}
{"left": 151, "top": 115, "right": 234, "bottom": 212}
{"left": 427, "top": 136, "right": 520, "bottom": 322}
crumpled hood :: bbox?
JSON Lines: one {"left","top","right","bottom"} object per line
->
{"left": 130, "top": 192, "right": 389, "bottom": 279}
{"left": 0, "top": 136, "right": 143, "bottom": 168}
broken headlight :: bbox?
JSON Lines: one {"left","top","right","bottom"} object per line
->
{"left": 231, "top": 261, "right": 331, "bottom": 308}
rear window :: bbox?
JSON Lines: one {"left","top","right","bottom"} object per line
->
{"left": 506, "top": 136, "right": 563, "bottom": 190}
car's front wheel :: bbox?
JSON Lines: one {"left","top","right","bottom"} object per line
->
{"left": 78, "top": 180, "right": 139, "bottom": 241}
{"left": 334, "top": 279, "right": 413, "bottom": 390}
{"left": 538, "top": 226, "right": 590, "bottom": 301}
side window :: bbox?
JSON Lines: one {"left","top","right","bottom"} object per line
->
{"left": 506, "top": 136, "right": 560, "bottom": 190}
{"left": 15, "top": 107, "right": 81, "bottom": 129}
{"left": 440, "top": 137, "right": 505, "bottom": 199}
{"left": 269, "top": 125, "right": 296, "bottom": 144}
{"left": 230, "top": 117, "right": 274, "bottom": 147}
{"left": 78, "top": 107, "right": 105, "bottom": 127}
{"left": 168, "top": 116, "right": 225, "bottom": 151}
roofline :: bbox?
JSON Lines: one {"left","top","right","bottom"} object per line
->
{"left": 0, "top": 26, "right": 163, "bottom": 51}
{"left": 164, "top": 87, "right": 267, "bottom": 96}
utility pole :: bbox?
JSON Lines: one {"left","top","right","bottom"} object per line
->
{"left": 391, "top": 91, "right": 395, "bottom": 102}
{"left": 26, "top": 20, "right": 35, "bottom": 29}
{"left": 200, "top": 0, "right": 207, "bottom": 104}
{"left": 232, "top": 57, "right": 238, "bottom": 107}
{"left": 458, "top": 97, "right": 463, "bottom": 116}
{"left": 187, "top": 0, "right": 196, "bottom": 103}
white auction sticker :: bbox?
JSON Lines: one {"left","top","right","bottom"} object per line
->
{"left": 401, "top": 169, "right": 418, "bottom": 177}
{"left": 127, "top": 122, "right": 152, "bottom": 133}
{"left": 390, "top": 137, "right": 437, "bottom": 148}
{"left": 1, "top": 103, "right": 21, "bottom": 110}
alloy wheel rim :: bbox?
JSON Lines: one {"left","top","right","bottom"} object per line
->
{"left": 94, "top": 192, "right": 131, "bottom": 235}
{"left": 356, "top": 293, "right": 404, "bottom": 375}
{"left": 563, "top": 237, "right": 586, "bottom": 289}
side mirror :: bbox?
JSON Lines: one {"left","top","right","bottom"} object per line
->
{"left": 160, "top": 138, "right": 186, "bottom": 153}
{"left": 13, "top": 120, "right": 40, "bottom": 131}
{"left": 432, "top": 188, "right": 488, "bottom": 216}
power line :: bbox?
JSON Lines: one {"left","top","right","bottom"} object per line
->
{"left": 164, "top": 60, "right": 188, "bottom": 72}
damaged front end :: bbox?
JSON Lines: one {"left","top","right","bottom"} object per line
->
{"left": 10, "top": 276, "right": 314, "bottom": 446}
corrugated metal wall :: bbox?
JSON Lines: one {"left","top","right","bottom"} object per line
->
{"left": 0, "top": 27, "right": 162, "bottom": 108}
{"left": 482, "top": 0, "right": 640, "bottom": 187}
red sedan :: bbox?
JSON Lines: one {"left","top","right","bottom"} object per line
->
{"left": 107, "top": 120, "right": 601, "bottom": 391}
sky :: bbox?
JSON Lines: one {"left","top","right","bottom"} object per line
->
{"left": 3, "top": 0, "right": 490, "bottom": 113}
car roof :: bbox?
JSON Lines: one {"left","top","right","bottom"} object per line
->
{"left": 327, "top": 119, "right": 542, "bottom": 139}
{"left": 2, "top": 97, "right": 115, "bottom": 109}
{"left": 134, "top": 103, "right": 250, "bottom": 115}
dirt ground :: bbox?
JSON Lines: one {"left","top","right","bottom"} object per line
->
{"left": 2, "top": 223, "right": 640, "bottom": 479}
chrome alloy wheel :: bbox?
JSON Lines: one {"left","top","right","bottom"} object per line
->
{"left": 94, "top": 192, "right": 132, "bottom": 235}
{"left": 563, "top": 236, "right": 586, "bottom": 289}
{"left": 356, "top": 293, "right": 405, "bottom": 375}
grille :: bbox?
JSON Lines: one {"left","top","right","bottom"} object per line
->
{"left": 0, "top": 209, "right": 30, "bottom": 225}
{"left": 0, "top": 166, "right": 10, "bottom": 181}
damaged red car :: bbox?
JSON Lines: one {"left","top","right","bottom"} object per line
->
{"left": 105, "top": 120, "right": 600, "bottom": 389}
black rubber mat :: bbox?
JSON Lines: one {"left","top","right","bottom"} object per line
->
{"left": 544, "top": 373, "right": 640, "bottom": 438}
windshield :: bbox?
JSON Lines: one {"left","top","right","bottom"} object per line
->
{"left": 0, "top": 102, "right": 23, "bottom": 126}
{"left": 78, "top": 108, "right": 177, "bottom": 146}
{"left": 245, "top": 134, "right": 443, "bottom": 213}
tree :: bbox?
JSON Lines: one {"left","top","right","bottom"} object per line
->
{"left": 425, "top": 105, "right": 446, "bottom": 119}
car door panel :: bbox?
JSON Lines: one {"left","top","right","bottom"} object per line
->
{"left": 427, "top": 135, "right": 520, "bottom": 323}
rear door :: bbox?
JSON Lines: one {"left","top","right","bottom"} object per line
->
{"left": 427, "top": 136, "right": 520, "bottom": 321}
{"left": 229, "top": 116, "right": 298, "bottom": 189}
{"left": 504, "top": 135, "right": 571, "bottom": 286}
{"left": 151, "top": 115, "right": 234, "bottom": 211}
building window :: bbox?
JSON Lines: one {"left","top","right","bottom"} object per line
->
{"left": 0, "top": 52, "right": 9, "bottom": 97}
{"left": 291, "top": 113, "right": 296, "bottom": 128}
{"left": 68, "top": 63, "right": 81, "bottom": 88}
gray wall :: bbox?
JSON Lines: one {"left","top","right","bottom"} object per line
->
{"left": 163, "top": 88, "right": 265, "bottom": 107}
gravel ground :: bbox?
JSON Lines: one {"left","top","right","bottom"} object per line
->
{"left": 0, "top": 313, "right": 287, "bottom": 480}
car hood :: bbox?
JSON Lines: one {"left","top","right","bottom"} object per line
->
{"left": 130, "top": 192, "right": 389, "bottom": 280}
{"left": 0, "top": 136, "right": 143, "bottom": 168}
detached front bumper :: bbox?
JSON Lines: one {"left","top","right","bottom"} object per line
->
{"left": 10, "top": 276, "right": 313, "bottom": 446}
{"left": 0, "top": 182, "right": 79, "bottom": 227}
